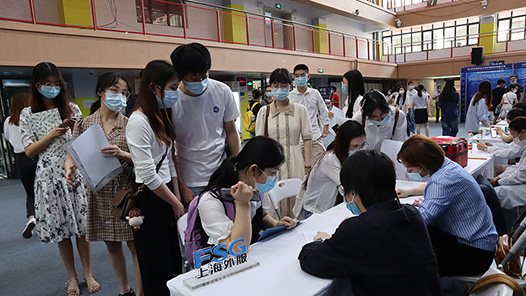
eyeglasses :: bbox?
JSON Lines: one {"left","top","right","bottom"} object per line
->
{"left": 337, "top": 185, "right": 345, "bottom": 196}
{"left": 42, "top": 81, "right": 61, "bottom": 87}
{"left": 368, "top": 112, "right": 389, "bottom": 122}
{"left": 349, "top": 141, "right": 368, "bottom": 151}
{"left": 107, "top": 87, "right": 131, "bottom": 98}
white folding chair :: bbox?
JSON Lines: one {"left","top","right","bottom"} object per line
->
{"left": 177, "top": 213, "right": 190, "bottom": 272}
{"left": 380, "top": 139, "right": 407, "bottom": 180}
{"left": 267, "top": 178, "right": 302, "bottom": 220}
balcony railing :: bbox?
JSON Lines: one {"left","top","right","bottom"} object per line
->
{"left": 0, "top": 0, "right": 385, "bottom": 63}
{"left": 362, "top": 0, "right": 466, "bottom": 13}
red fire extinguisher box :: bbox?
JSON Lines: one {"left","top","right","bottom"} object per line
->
{"left": 430, "top": 137, "right": 468, "bottom": 167}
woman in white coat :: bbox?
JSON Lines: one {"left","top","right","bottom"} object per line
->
{"left": 341, "top": 70, "right": 365, "bottom": 118}
{"left": 352, "top": 90, "right": 407, "bottom": 151}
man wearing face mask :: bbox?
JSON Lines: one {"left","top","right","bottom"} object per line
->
{"left": 261, "top": 86, "right": 274, "bottom": 106}
{"left": 510, "top": 74, "right": 524, "bottom": 102}
{"left": 405, "top": 81, "right": 417, "bottom": 135}
{"left": 298, "top": 150, "right": 441, "bottom": 296}
{"left": 351, "top": 90, "right": 406, "bottom": 150}
{"left": 170, "top": 43, "right": 241, "bottom": 207}
{"left": 396, "top": 135, "right": 497, "bottom": 277}
{"left": 289, "top": 64, "right": 330, "bottom": 164}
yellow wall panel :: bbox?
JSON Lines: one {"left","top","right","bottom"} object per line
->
{"left": 57, "top": 0, "right": 92, "bottom": 27}
{"left": 313, "top": 23, "right": 328, "bottom": 54}
{"left": 223, "top": 4, "right": 247, "bottom": 44}
{"left": 479, "top": 21, "right": 496, "bottom": 55}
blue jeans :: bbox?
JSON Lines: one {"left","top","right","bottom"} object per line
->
{"left": 303, "top": 208, "right": 313, "bottom": 219}
{"left": 441, "top": 120, "right": 459, "bottom": 137}
{"left": 406, "top": 112, "right": 416, "bottom": 134}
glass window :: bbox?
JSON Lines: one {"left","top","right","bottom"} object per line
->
{"left": 422, "top": 31, "right": 432, "bottom": 51}
{"left": 444, "top": 27, "right": 455, "bottom": 48}
{"left": 412, "top": 32, "right": 422, "bottom": 52}
{"left": 383, "top": 37, "right": 392, "bottom": 55}
{"left": 498, "top": 19, "right": 510, "bottom": 42}
{"left": 511, "top": 16, "right": 526, "bottom": 41}
{"left": 393, "top": 35, "right": 402, "bottom": 54}
{"left": 402, "top": 33, "right": 412, "bottom": 53}
{"left": 404, "top": 0, "right": 412, "bottom": 6}
{"left": 383, "top": 31, "right": 391, "bottom": 37}
{"left": 433, "top": 28, "right": 444, "bottom": 50}
{"left": 412, "top": 26, "right": 422, "bottom": 32}
{"left": 513, "top": 9, "right": 525, "bottom": 17}
{"left": 468, "top": 24, "right": 479, "bottom": 45}
{"left": 499, "top": 11, "right": 512, "bottom": 18}
{"left": 456, "top": 19, "right": 467, "bottom": 25}
{"left": 456, "top": 25, "right": 467, "bottom": 47}
{"left": 402, "top": 27, "right": 411, "bottom": 33}
{"left": 433, "top": 23, "right": 444, "bottom": 29}
{"left": 423, "top": 24, "right": 432, "bottom": 30}
{"left": 468, "top": 17, "right": 480, "bottom": 23}
{"left": 445, "top": 21, "right": 455, "bottom": 27}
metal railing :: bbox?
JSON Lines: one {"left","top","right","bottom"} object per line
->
{"left": 0, "top": 0, "right": 386, "bottom": 62}
{"left": 363, "top": 0, "right": 468, "bottom": 13}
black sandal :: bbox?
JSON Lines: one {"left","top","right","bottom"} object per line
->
{"left": 118, "top": 288, "right": 135, "bottom": 296}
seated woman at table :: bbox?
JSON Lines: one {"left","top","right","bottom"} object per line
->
{"left": 351, "top": 90, "right": 406, "bottom": 151}
{"left": 488, "top": 117, "right": 526, "bottom": 210}
{"left": 396, "top": 135, "right": 498, "bottom": 276}
{"left": 302, "top": 120, "right": 366, "bottom": 218}
{"left": 193, "top": 136, "right": 296, "bottom": 258}
{"left": 492, "top": 108, "right": 526, "bottom": 143}
{"left": 298, "top": 150, "right": 441, "bottom": 296}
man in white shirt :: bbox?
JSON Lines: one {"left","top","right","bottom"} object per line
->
{"left": 289, "top": 64, "right": 330, "bottom": 164}
{"left": 433, "top": 85, "right": 442, "bottom": 123}
{"left": 171, "top": 43, "right": 241, "bottom": 206}
{"left": 406, "top": 81, "right": 417, "bottom": 135}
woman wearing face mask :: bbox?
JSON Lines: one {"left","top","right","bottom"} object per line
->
{"left": 396, "top": 86, "right": 406, "bottom": 109}
{"left": 351, "top": 90, "right": 407, "bottom": 151}
{"left": 64, "top": 73, "right": 142, "bottom": 296}
{"left": 412, "top": 84, "right": 432, "bottom": 137}
{"left": 126, "top": 60, "right": 185, "bottom": 296}
{"left": 497, "top": 84, "right": 519, "bottom": 121}
{"left": 19, "top": 62, "right": 95, "bottom": 296}
{"left": 437, "top": 79, "right": 460, "bottom": 137}
{"left": 396, "top": 135, "right": 497, "bottom": 276}
{"left": 255, "top": 68, "right": 312, "bottom": 218}
{"left": 302, "top": 121, "right": 366, "bottom": 218}
{"left": 298, "top": 150, "right": 441, "bottom": 296}
{"left": 466, "top": 80, "right": 492, "bottom": 134}
{"left": 488, "top": 117, "right": 526, "bottom": 210}
{"left": 341, "top": 70, "right": 365, "bottom": 118}
{"left": 194, "top": 136, "right": 295, "bottom": 260}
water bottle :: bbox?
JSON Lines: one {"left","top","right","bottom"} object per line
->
{"left": 467, "top": 131, "right": 473, "bottom": 150}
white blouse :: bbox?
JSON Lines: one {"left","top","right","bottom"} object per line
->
{"left": 126, "top": 111, "right": 176, "bottom": 190}
{"left": 3, "top": 117, "right": 25, "bottom": 153}
{"left": 303, "top": 151, "right": 341, "bottom": 214}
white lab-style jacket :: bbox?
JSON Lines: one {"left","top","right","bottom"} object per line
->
{"left": 352, "top": 106, "right": 407, "bottom": 151}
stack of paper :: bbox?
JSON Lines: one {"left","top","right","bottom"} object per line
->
{"left": 67, "top": 124, "right": 123, "bottom": 192}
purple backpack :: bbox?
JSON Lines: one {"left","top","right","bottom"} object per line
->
{"left": 184, "top": 191, "right": 235, "bottom": 268}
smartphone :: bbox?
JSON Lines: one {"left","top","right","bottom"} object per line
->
{"left": 491, "top": 128, "right": 497, "bottom": 138}
{"left": 220, "top": 188, "right": 260, "bottom": 202}
{"left": 58, "top": 122, "right": 68, "bottom": 128}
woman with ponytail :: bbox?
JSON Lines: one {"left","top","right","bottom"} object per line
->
{"left": 126, "top": 60, "right": 184, "bottom": 296}
{"left": 197, "top": 136, "right": 295, "bottom": 252}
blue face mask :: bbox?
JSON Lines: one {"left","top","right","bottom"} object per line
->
{"left": 342, "top": 84, "right": 348, "bottom": 94}
{"left": 369, "top": 113, "right": 390, "bottom": 126}
{"left": 161, "top": 90, "right": 179, "bottom": 108}
{"left": 345, "top": 192, "right": 362, "bottom": 215}
{"left": 272, "top": 88, "right": 289, "bottom": 101}
{"left": 348, "top": 147, "right": 365, "bottom": 157}
{"left": 409, "top": 85, "right": 414, "bottom": 90}
{"left": 295, "top": 76, "right": 308, "bottom": 87}
{"left": 104, "top": 93, "right": 127, "bottom": 112}
{"left": 265, "top": 92, "right": 273, "bottom": 98}
{"left": 255, "top": 169, "right": 278, "bottom": 193}
{"left": 185, "top": 78, "right": 208, "bottom": 95}
{"left": 407, "top": 168, "right": 429, "bottom": 181}
{"left": 39, "top": 85, "right": 61, "bottom": 99}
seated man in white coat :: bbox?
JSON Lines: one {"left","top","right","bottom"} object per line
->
{"left": 352, "top": 90, "right": 407, "bottom": 151}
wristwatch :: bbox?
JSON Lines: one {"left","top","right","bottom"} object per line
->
{"left": 314, "top": 237, "right": 325, "bottom": 242}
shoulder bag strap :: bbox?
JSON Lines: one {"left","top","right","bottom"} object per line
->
{"left": 471, "top": 273, "right": 523, "bottom": 296}
{"left": 391, "top": 108, "right": 400, "bottom": 139}
{"left": 265, "top": 105, "right": 270, "bottom": 137}
{"left": 135, "top": 146, "right": 169, "bottom": 193}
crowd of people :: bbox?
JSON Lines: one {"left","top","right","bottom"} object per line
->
{"left": 3, "top": 40, "right": 526, "bottom": 296}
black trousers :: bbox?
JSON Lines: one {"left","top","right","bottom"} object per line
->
{"left": 15, "top": 153, "right": 38, "bottom": 218}
{"left": 428, "top": 227, "right": 494, "bottom": 277}
{"left": 133, "top": 182, "right": 182, "bottom": 296}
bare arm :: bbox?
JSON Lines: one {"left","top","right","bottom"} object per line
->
{"left": 152, "top": 183, "right": 185, "bottom": 219}
{"left": 25, "top": 126, "right": 68, "bottom": 158}
{"left": 224, "top": 120, "right": 240, "bottom": 156}
{"left": 396, "top": 183, "right": 427, "bottom": 198}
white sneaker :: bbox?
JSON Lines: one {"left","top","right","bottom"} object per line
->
{"left": 22, "top": 217, "right": 36, "bottom": 239}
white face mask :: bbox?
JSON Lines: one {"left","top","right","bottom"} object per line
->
{"left": 399, "top": 90, "right": 405, "bottom": 94}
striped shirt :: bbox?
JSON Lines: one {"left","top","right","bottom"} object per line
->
{"left": 421, "top": 158, "right": 498, "bottom": 251}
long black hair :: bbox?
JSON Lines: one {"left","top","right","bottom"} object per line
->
{"left": 397, "top": 86, "right": 407, "bottom": 106}
{"left": 30, "top": 62, "right": 73, "bottom": 120}
{"left": 472, "top": 80, "right": 492, "bottom": 106}
{"left": 439, "top": 79, "right": 457, "bottom": 103}
{"left": 361, "top": 90, "right": 390, "bottom": 118}
{"left": 343, "top": 70, "right": 365, "bottom": 118}
{"left": 203, "top": 136, "right": 285, "bottom": 197}
{"left": 340, "top": 150, "right": 397, "bottom": 208}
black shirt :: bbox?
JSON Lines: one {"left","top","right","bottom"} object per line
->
{"left": 298, "top": 201, "right": 441, "bottom": 296}
{"left": 248, "top": 100, "right": 262, "bottom": 118}
{"left": 515, "top": 83, "right": 524, "bottom": 102}
{"left": 491, "top": 86, "right": 506, "bottom": 112}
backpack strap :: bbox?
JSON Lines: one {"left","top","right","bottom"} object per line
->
{"left": 470, "top": 273, "right": 523, "bottom": 296}
{"left": 391, "top": 108, "right": 400, "bottom": 139}
{"left": 264, "top": 105, "right": 270, "bottom": 137}
{"left": 249, "top": 101, "right": 259, "bottom": 111}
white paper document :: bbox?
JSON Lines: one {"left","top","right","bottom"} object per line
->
{"left": 67, "top": 124, "right": 123, "bottom": 192}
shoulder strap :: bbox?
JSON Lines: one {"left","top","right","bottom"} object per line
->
{"left": 265, "top": 105, "right": 270, "bottom": 137}
{"left": 250, "top": 102, "right": 258, "bottom": 111}
{"left": 134, "top": 146, "right": 168, "bottom": 192}
{"left": 471, "top": 273, "right": 523, "bottom": 296}
{"left": 391, "top": 108, "right": 400, "bottom": 139}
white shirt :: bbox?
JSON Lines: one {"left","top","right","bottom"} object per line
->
{"left": 405, "top": 89, "right": 417, "bottom": 111}
{"left": 3, "top": 117, "right": 25, "bottom": 153}
{"left": 172, "top": 79, "right": 240, "bottom": 187}
{"left": 499, "top": 141, "right": 526, "bottom": 185}
{"left": 352, "top": 106, "right": 407, "bottom": 150}
{"left": 126, "top": 111, "right": 177, "bottom": 191}
{"left": 289, "top": 87, "right": 330, "bottom": 140}
{"left": 487, "top": 141, "right": 525, "bottom": 159}
{"left": 198, "top": 191, "right": 263, "bottom": 245}
{"left": 342, "top": 94, "right": 363, "bottom": 118}
{"left": 303, "top": 151, "right": 341, "bottom": 214}
{"left": 413, "top": 93, "right": 428, "bottom": 109}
